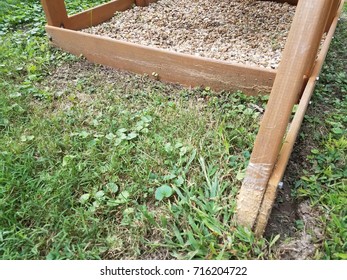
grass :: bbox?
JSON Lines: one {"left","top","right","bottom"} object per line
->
{"left": 0, "top": 0, "right": 346, "bottom": 260}
{"left": 291, "top": 4, "right": 347, "bottom": 259}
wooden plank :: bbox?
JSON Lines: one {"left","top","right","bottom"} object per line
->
{"left": 45, "top": 26, "right": 276, "bottom": 95}
{"left": 41, "top": 0, "right": 68, "bottom": 27}
{"left": 325, "top": 0, "right": 342, "bottom": 32}
{"left": 260, "top": 0, "right": 298, "bottom": 5}
{"left": 66, "top": 0, "right": 134, "bottom": 30}
{"left": 254, "top": 0, "right": 344, "bottom": 236}
{"left": 41, "top": 0, "right": 298, "bottom": 30}
{"left": 236, "top": 0, "right": 335, "bottom": 229}
{"left": 135, "top": 0, "right": 158, "bottom": 7}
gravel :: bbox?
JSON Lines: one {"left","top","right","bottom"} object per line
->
{"left": 82, "top": 0, "right": 296, "bottom": 69}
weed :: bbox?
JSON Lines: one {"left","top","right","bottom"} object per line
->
{"left": 291, "top": 8, "right": 347, "bottom": 259}
{"left": 0, "top": 0, "right": 346, "bottom": 260}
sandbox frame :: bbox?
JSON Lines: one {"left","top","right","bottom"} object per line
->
{"left": 40, "top": 0, "right": 344, "bottom": 235}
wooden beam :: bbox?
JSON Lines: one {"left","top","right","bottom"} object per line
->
{"left": 45, "top": 26, "right": 276, "bottom": 95}
{"left": 40, "top": 0, "right": 68, "bottom": 27}
{"left": 66, "top": 0, "right": 134, "bottom": 30}
{"left": 135, "top": 0, "right": 158, "bottom": 7}
{"left": 236, "top": 0, "right": 335, "bottom": 229}
{"left": 325, "top": 0, "right": 342, "bottom": 32}
{"left": 254, "top": 0, "right": 344, "bottom": 236}
{"left": 41, "top": 0, "right": 134, "bottom": 30}
{"left": 260, "top": 0, "right": 298, "bottom": 5}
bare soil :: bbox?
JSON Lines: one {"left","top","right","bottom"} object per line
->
{"left": 265, "top": 107, "right": 328, "bottom": 259}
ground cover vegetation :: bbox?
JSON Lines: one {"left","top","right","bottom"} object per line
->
{"left": 0, "top": 0, "right": 346, "bottom": 260}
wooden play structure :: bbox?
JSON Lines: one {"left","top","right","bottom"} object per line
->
{"left": 40, "top": 0, "right": 344, "bottom": 235}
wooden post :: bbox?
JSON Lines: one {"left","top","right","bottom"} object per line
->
{"left": 236, "top": 0, "right": 335, "bottom": 229}
{"left": 254, "top": 0, "right": 344, "bottom": 236}
{"left": 325, "top": 0, "right": 341, "bottom": 32}
{"left": 41, "top": 0, "right": 68, "bottom": 27}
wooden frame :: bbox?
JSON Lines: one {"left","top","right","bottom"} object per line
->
{"left": 40, "top": 0, "right": 343, "bottom": 235}
{"left": 41, "top": 0, "right": 278, "bottom": 95}
{"left": 236, "top": 0, "right": 343, "bottom": 234}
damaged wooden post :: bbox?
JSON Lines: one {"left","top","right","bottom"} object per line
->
{"left": 40, "top": 0, "right": 343, "bottom": 235}
{"left": 236, "top": 0, "right": 335, "bottom": 231}
{"left": 253, "top": 0, "right": 344, "bottom": 236}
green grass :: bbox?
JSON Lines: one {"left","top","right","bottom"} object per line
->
{"left": 292, "top": 5, "right": 347, "bottom": 259}
{"left": 0, "top": 0, "right": 272, "bottom": 259}
{"left": 0, "top": 1, "right": 346, "bottom": 260}
{"left": 0, "top": 58, "right": 271, "bottom": 259}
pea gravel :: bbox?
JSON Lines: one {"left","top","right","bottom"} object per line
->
{"left": 82, "top": 0, "right": 296, "bottom": 69}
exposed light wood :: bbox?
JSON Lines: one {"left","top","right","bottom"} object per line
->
{"left": 254, "top": 0, "right": 344, "bottom": 236}
{"left": 40, "top": 0, "right": 343, "bottom": 235}
{"left": 45, "top": 26, "right": 276, "bottom": 95}
{"left": 236, "top": 0, "right": 335, "bottom": 229}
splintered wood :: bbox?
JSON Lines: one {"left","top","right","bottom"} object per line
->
{"left": 82, "top": 0, "right": 296, "bottom": 69}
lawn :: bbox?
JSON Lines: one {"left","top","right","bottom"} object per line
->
{"left": 0, "top": 0, "right": 346, "bottom": 260}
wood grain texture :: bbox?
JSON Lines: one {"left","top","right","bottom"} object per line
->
{"left": 41, "top": 0, "right": 134, "bottom": 29}
{"left": 325, "top": 0, "right": 342, "bottom": 32}
{"left": 41, "top": 0, "right": 298, "bottom": 30}
{"left": 254, "top": 0, "right": 344, "bottom": 236}
{"left": 41, "top": 0, "right": 68, "bottom": 27}
{"left": 237, "top": 0, "right": 335, "bottom": 229}
{"left": 66, "top": 0, "right": 134, "bottom": 30}
{"left": 135, "top": 0, "right": 157, "bottom": 7}
{"left": 45, "top": 26, "right": 276, "bottom": 95}
{"left": 260, "top": 0, "right": 298, "bottom": 5}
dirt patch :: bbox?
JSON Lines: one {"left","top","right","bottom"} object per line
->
{"left": 264, "top": 84, "right": 332, "bottom": 259}
{"left": 265, "top": 179, "right": 325, "bottom": 260}
{"left": 275, "top": 200, "right": 325, "bottom": 259}
{"left": 265, "top": 182, "right": 297, "bottom": 238}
